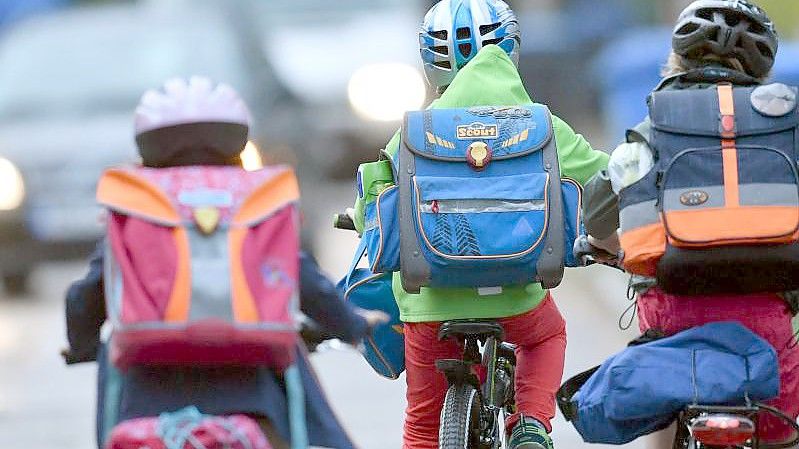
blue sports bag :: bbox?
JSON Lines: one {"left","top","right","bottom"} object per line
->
{"left": 557, "top": 322, "right": 780, "bottom": 445}
{"left": 337, "top": 240, "right": 405, "bottom": 379}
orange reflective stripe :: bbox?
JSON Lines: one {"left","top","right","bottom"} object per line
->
{"left": 163, "top": 227, "right": 191, "bottom": 322}
{"left": 718, "top": 84, "right": 735, "bottom": 117}
{"left": 229, "top": 228, "right": 259, "bottom": 323}
{"left": 717, "top": 84, "right": 740, "bottom": 207}
{"left": 97, "top": 169, "right": 180, "bottom": 224}
{"left": 234, "top": 168, "right": 300, "bottom": 226}
{"left": 722, "top": 145, "right": 740, "bottom": 206}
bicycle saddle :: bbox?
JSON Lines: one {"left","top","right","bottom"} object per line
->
{"left": 438, "top": 320, "right": 504, "bottom": 342}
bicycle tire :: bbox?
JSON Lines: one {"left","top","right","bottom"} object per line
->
{"left": 439, "top": 384, "right": 481, "bottom": 449}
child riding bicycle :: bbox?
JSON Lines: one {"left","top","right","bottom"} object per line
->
{"left": 583, "top": 1, "right": 799, "bottom": 444}
{"left": 64, "top": 77, "right": 386, "bottom": 449}
{"left": 351, "top": 1, "right": 609, "bottom": 447}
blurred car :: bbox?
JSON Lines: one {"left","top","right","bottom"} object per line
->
{"left": 253, "top": 0, "right": 430, "bottom": 177}
{"left": 0, "top": 3, "right": 292, "bottom": 294}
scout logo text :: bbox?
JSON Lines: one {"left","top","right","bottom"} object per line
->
{"left": 457, "top": 122, "right": 498, "bottom": 140}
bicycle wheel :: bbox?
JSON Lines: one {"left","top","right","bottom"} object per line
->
{"left": 439, "top": 384, "right": 482, "bottom": 449}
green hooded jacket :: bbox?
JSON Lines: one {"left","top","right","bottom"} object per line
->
{"left": 361, "top": 45, "right": 608, "bottom": 322}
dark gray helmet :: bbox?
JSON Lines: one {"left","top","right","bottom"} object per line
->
{"left": 673, "top": 0, "right": 777, "bottom": 78}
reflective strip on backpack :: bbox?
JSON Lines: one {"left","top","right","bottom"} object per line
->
{"left": 419, "top": 199, "right": 546, "bottom": 213}
{"left": 619, "top": 200, "right": 659, "bottom": 232}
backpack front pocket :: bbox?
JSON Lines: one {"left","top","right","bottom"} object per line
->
{"left": 413, "top": 173, "right": 549, "bottom": 263}
{"left": 661, "top": 146, "right": 799, "bottom": 247}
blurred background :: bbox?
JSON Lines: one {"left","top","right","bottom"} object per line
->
{"left": 0, "top": 0, "right": 796, "bottom": 448}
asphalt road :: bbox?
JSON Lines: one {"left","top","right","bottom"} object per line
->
{"left": 0, "top": 180, "right": 667, "bottom": 449}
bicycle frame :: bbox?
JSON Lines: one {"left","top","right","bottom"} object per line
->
{"left": 437, "top": 323, "right": 516, "bottom": 449}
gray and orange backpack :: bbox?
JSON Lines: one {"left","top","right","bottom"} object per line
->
{"left": 618, "top": 81, "right": 799, "bottom": 294}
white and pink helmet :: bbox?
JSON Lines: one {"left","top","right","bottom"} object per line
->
{"left": 134, "top": 76, "right": 252, "bottom": 167}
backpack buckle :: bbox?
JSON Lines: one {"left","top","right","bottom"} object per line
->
{"left": 193, "top": 207, "right": 221, "bottom": 235}
{"left": 466, "top": 141, "right": 492, "bottom": 170}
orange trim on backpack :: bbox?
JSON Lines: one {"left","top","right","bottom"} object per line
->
{"left": 620, "top": 222, "right": 667, "bottom": 277}
{"left": 229, "top": 228, "right": 259, "bottom": 323}
{"left": 718, "top": 84, "right": 735, "bottom": 125}
{"left": 717, "top": 85, "right": 740, "bottom": 207}
{"left": 163, "top": 227, "right": 192, "bottom": 322}
{"left": 722, "top": 145, "right": 740, "bottom": 206}
{"left": 97, "top": 169, "right": 180, "bottom": 225}
{"left": 664, "top": 207, "right": 799, "bottom": 247}
{"left": 234, "top": 168, "right": 300, "bottom": 226}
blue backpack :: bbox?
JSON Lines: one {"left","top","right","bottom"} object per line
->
{"left": 363, "top": 105, "right": 583, "bottom": 294}
{"left": 337, "top": 240, "right": 405, "bottom": 379}
{"left": 557, "top": 322, "right": 780, "bottom": 445}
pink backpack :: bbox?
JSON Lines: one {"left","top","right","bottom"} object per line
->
{"left": 97, "top": 165, "right": 299, "bottom": 370}
{"left": 106, "top": 407, "right": 272, "bottom": 449}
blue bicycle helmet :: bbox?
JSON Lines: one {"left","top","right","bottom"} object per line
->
{"left": 420, "top": 0, "right": 521, "bottom": 92}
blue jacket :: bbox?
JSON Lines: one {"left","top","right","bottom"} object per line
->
{"left": 66, "top": 242, "right": 367, "bottom": 449}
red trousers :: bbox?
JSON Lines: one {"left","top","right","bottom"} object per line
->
{"left": 403, "top": 295, "right": 566, "bottom": 449}
{"left": 638, "top": 289, "right": 799, "bottom": 443}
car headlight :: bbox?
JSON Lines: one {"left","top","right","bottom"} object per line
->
{"left": 347, "top": 63, "right": 427, "bottom": 122}
{"left": 240, "top": 141, "right": 264, "bottom": 172}
{"left": 0, "top": 158, "right": 24, "bottom": 211}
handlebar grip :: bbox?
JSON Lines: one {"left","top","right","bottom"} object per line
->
{"left": 333, "top": 213, "right": 356, "bottom": 231}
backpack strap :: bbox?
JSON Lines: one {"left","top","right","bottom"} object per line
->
{"left": 398, "top": 111, "right": 432, "bottom": 294}
{"left": 625, "top": 118, "right": 653, "bottom": 146}
{"left": 718, "top": 83, "right": 740, "bottom": 207}
{"left": 535, "top": 107, "right": 565, "bottom": 289}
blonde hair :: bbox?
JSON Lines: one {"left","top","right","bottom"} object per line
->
{"left": 661, "top": 51, "right": 769, "bottom": 82}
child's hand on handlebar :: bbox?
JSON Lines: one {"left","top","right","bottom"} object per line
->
{"left": 587, "top": 232, "right": 621, "bottom": 255}
{"left": 574, "top": 235, "right": 622, "bottom": 269}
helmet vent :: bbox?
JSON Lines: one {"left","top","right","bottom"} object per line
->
{"left": 748, "top": 21, "right": 765, "bottom": 34}
{"left": 482, "top": 37, "right": 502, "bottom": 46}
{"left": 429, "top": 30, "right": 448, "bottom": 40}
{"left": 459, "top": 43, "right": 473, "bottom": 57}
{"left": 677, "top": 22, "right": 700, "bottom": 35}
{"left": 456, "top": 27, "right": 471, "bottom": 39}
{"left": 433, "top": 60, "right": 452, "bottom": 69}
{"left": 479, "top": 22, "right": 501, "bottom": 35}
{"left": 696, "top": 8, "right": 714, "bottom": 21}
{"left": 725, "top": 13, "right": 742, "bottom": 27}
{"left": 709, "top": 27, "right": 720, "bottom": 42}
{"left": 756, "top": 41, "right": 774, "bottom": 58}
{"left": 432, "top": 45, "right": 449, "bottom": 56}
